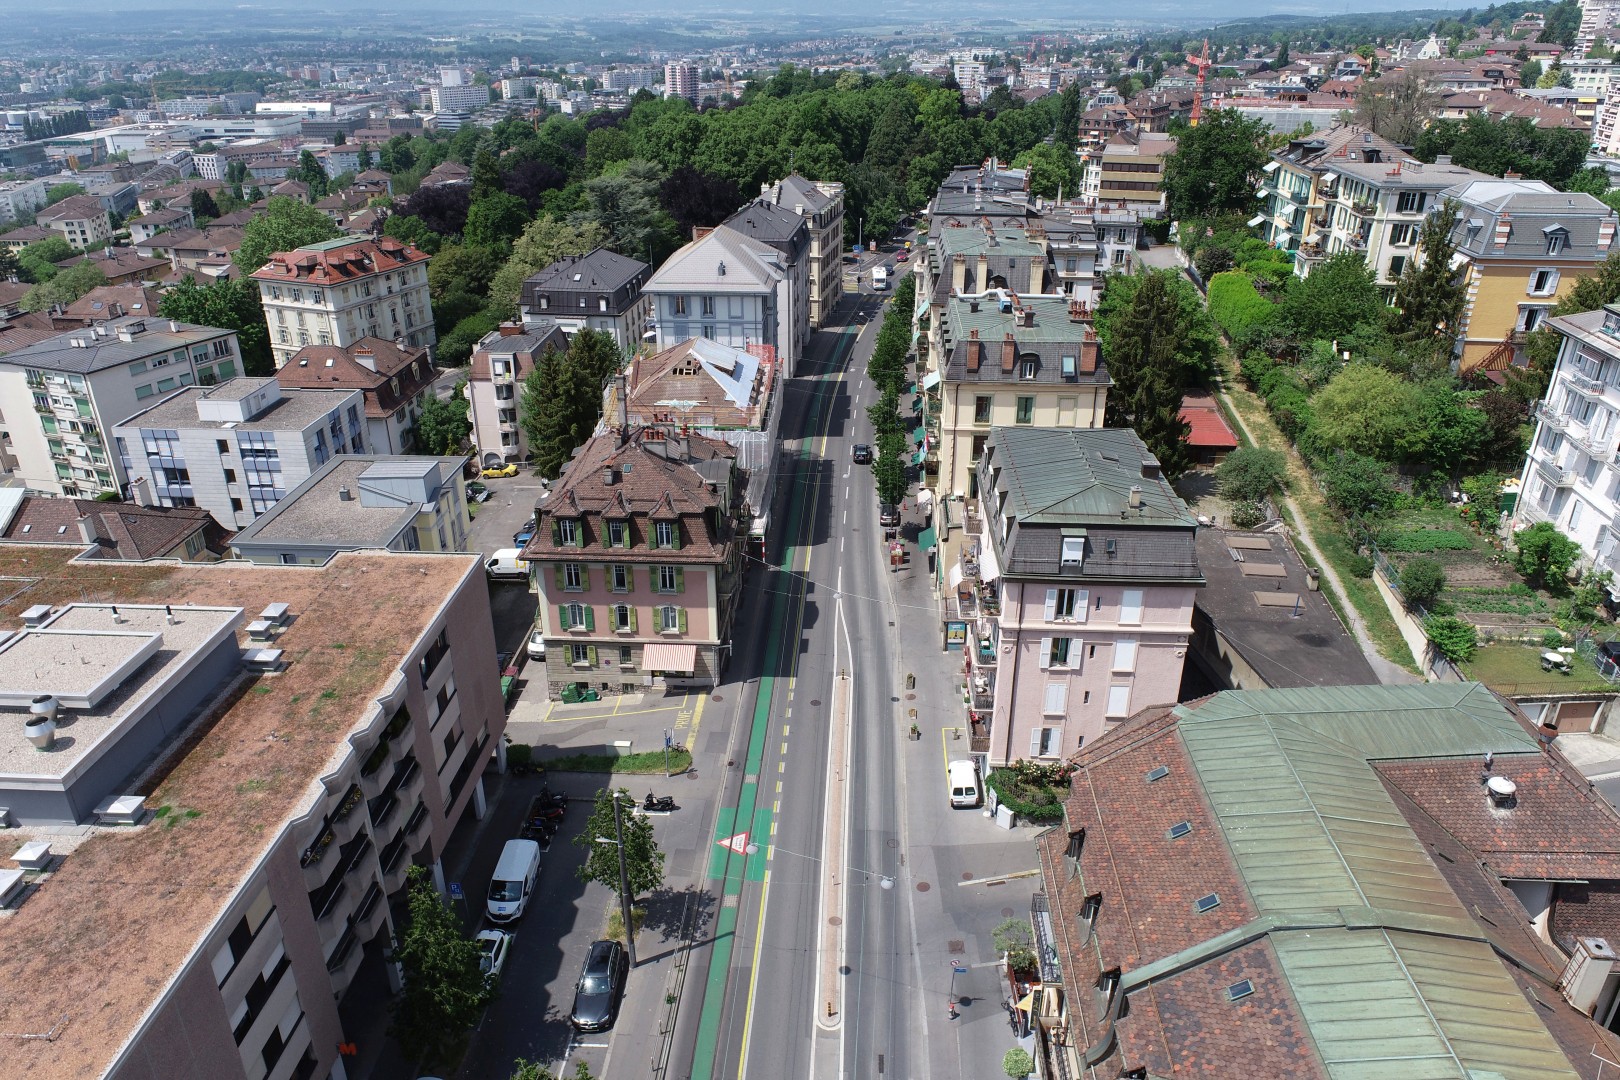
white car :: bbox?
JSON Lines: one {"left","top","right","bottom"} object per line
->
{"left": 527, "top": 629, "right": 547, "bottom": 661}
{"left": 476, "top": 929, "right": 513, "bottom": 983}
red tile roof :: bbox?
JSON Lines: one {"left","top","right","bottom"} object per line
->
{"left": 248, "top": 237, "right": 428, "bottom": 285}
{"left": 1180, "top": 395, "right": 1238, "bottom": 451}
{"left": 275, "top": 337, "right": 435, "bottom": 419}
{"left": 0, "top": 497, "right": 221, "bottom": 561}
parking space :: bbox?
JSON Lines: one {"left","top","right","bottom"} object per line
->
{"left": 467, "top": 473, "right": 550, "bottom": 557}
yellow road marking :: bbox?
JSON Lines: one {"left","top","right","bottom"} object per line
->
{"left": 541, "top": 703, "right": 687, "bottom": 723}
{"left": 689, "top": 690, "right": 707, "bottom": 741}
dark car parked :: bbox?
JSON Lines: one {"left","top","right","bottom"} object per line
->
{"left": 851, "top": 443, "right": 871, "bottom": 464}
{"left": 570, "top": 939, "right": 629, "bottom": 1032}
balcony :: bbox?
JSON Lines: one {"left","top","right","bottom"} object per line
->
{"left": 1536, "top": 456, "right": 1573, "bottom": 487}
{"left": 1351, "top": 201, "right": 1376, "bottom": 216}
{"left": 1348, "top": 234, "right": 1368, "bottom": 250}
{"left": 1569, "top": 371, "right": 1606, "bottom": 397}
{"left": 379, "top": 829, "right": 414, "bottom": 894}
{"left": 1297, "top": 243, "right": 1326, "bottom": 262}
{"left": 368, "top": 754, "right": 421, "bottom": 839}
{"left": 1534, "top": 401, "right": 1570, "bottom": 432}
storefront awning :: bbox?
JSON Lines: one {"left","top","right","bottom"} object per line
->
{"left": 643, "top": 642, "right": 697, "bottom": 674}
{"left": 912, "top": 426, "right": 926, "bottom": 444}
{"left": 918, "top": 526, "right": 937, "bottom": 551}
{"left": 912, "top": 449, "right": 926, "bottom": 466}
{"left": 921, "top": 370, "right": 941, "bottom": 390}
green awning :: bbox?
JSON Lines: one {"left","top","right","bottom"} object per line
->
{"left": 912, "top": 426, "right": 926, "bottom": 444}
{"left": 918, "top": 526, "right": 937, "bottom": 551}
{"left": 921, "top": 370, "right": 941, "bottom": 390}
{"left": 912, "top": 449, "right": 926, "bottom": 465}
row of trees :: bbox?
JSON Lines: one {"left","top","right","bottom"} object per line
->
{"left": 865, "top": 274, "right": 919, "bottom": 507}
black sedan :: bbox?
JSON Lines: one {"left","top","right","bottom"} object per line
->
{"left": 851, "top": 443, "right": 872, "bottom": 464}
{"left": 570, "top": 939, "right": 629, "bottom": 1032}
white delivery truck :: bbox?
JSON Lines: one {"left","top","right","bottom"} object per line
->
{"left": 872, "top": 264, "right": 889, "bottom": 290}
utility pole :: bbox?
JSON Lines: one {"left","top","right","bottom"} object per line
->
{"left": 612, "top": 792, "right": 637, "bottom": 967}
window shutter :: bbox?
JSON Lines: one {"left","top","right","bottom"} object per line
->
{"left": 551, "top": 519, "right": 561, "bottom": 545}
{"left": 1030, "top": 728, "right": 1043, "bottom": 758}
{"left": 677, "top": 607, "right": 688, "bottom": 634}
{"left": 558, "top": 604, "right": 570, "bottom": 630}
{"left": 1044, "top": 588, "right": 1058, "bottom": 621}
{"left": 628, "top": 607, "right": 638, "bottom": 633}
{"left": 1076, "top": 591, "right": 1089, "bottom": 622}
{"left": 1040, "top": 636, "right": 1052, "bottom": 669}
{"left": 1044, "top": 682, "right": 1069, "bottom": 714}
{"left": 583, "top": 606, "right": 595, "bottom": 631}
{"left": 672, "top": 522, "right": 682, "bottom": 550}
{"left": 579, "top": 566, "right": 589, "bottom": 591}
{"left": 587, "top": 645, "right": 598, "bottom": 666}
{"left": 1549, "top": 268, "right": 1561, "bottom": 294}
{"left": 675, "top": 566, "right": 685, "bottom": 593}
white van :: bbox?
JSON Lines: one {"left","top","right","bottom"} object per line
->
{"left": 486, "top": 839, "right": 541, "bottom": 923}
{"left": 486, "top": 548, "right": 529, "bottom": 581}
{"left": 948, "top": 759, "right": 981, "bottom": 809}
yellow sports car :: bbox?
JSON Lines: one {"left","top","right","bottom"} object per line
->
{"left": 482, "top": 463, "right": 520, "bottom": 478}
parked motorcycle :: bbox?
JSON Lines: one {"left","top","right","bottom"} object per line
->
{"left": 644, "top": 793, "right": 676, "bottom": 812}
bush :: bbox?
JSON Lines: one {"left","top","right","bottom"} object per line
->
{"left": 1229, "top": 500, "right": 1265, "bottom": 529}
{"left": 1216, "top": 446, "right": 1287, "bottom": 504}
{"left": 992, "top": 918, "right": 1037, "bottom": 974}
{"left": 1513, "top": 521, "right": 1580, "bottom": 590}
{"left": 1003, "top": 1048, "right": 1035, "bottom": 1079}
{"left": 1319, "top": 452, "right": 1396, "bottom": 517}
{"left": 1542, "top": 629, "right": 1566, "bottom": 649}
{"left": 1399, "top": 556, "right": 1447, "bottom": 610}
{"left": 984, "top": 760, "right": 1074, "bottom": 824}
{"left": 1346, "top": 554, "right": 1374, "bottom": 579}
{"left": 1379, "top": 529, "right": 1473, "bottom": 553}
{"left": 1207, "top": 271, "right": 1277, "bottom": 340}
{"left": 506, "top": 742, "right": 532, "bottom": 769}
{"left": 1425, "top": 615, "right": 1479, "bottom": 662}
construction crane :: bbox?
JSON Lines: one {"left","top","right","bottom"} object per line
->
{"left": 1186, "top": 39, "right": 1212, "bottom": 127}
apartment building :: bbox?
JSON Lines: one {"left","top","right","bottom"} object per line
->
{"left": 719, "top": 200, "right": 810, "bottom": 360}
{"left": 429, "top": 83, "right": 490, "bottom": 114}
{"left": 643, "top": 225, "right": 803, "bottom": 370}
{"left": 1083, "top": 129, "right": 1174, "bottom": 215}
{"left": 465, "top": 325, "right": 567, "bottom": 468}
{"left": 249, "top": 236, "right": 435, "bottom": 369}
{"left": 0, "top": 177, "right": 47, "bottom": 224}
{"left": 1030, "top": 681, "right": 1620, "bottom": 1080}
{"left": 758, "top": 174, "right": 845, "bottom": 328}
{"left": 523, "top": 428, "right": 743, "bottom": 695}
{"left": 517, "top": 247, "right": 651, "bottom": 355}
{"left": 664, "top": 61, "right": 700, "bottom": 106}
{"left": 274, "top": 338, "right": 437, "bottom": 455}
{"left": 36, "top": 193, "right": 112, "bottom": 250}
{"left": 0, "top": 550, "right": 504, "bottom": 1080}
{"left": 0, "top": 317, "right": 241, "bottom": 498}
{"left": 112, "top": 377, "right": 367, "bottom": 529}
{"left": 963, "top": 427, "right": 1201, "bottom": 764}
{"left": 1443, "top": 178, "right": 1619, "bottom": 371}
{"left": 229, "top": 454, "right": 470, "bottom": 565}
{"left": 1513, "top": 303, "right": 1620, "bottom": 598}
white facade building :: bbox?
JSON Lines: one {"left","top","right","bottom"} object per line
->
{"left": 430, "top": 84, "right": 490, "bottom": 114}
{"left": 664, "top": 62, "right": 700, "bottom": 106}
{"left": 0, "top": 178, "right": 47, "bottom": 225}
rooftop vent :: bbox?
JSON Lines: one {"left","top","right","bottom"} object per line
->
{"left": 1144, "top": 765, "right": 1169, "bottom": 783}
{"left": 1486, "top": 775, "right": 1518, "bottom": 809}
{"left": 1167, "top": 821, "right": 1192, "bottom": 840}
{"left": 25, "top": 694, "right": 58, "bottom": 751}
{"left": 338, "top": 486, "right": 353, "bottom": 502}
{"left": 20, "top": 605, "right": 52, "bottom": 628}
{"left": 1195, "top": 892, "right": 1221, "bottom": 914}
{"left": 1227, "top": 979, "right": 1255, "bottom": 1002}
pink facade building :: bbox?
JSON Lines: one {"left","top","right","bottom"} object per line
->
{"left": 967, "top": 427, "right": 1202, "bottom": 765}
{"left": 523, "top": 427, "right": 743, "bottom": 695}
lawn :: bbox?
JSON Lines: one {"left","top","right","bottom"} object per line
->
{"left": 538, "top": 748, "right": 694, "bottom": 775}
{"left": 1460, "top": 643, "right": 1617, "bottom": 695}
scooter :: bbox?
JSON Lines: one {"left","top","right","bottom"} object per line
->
{"left": 538, "top": 787, "right": 568, "bottom": 809}
{"left": 644, "top": 793, "right": 676, "bottom": 812}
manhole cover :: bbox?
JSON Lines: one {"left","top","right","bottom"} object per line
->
{"left": 829, "top": 916, "right": 843, "bottom": 926}
{"left": 961, "top": 872, "right": 973, "bottom": 880}
{"left": 947, "top": 938, "right": 964, "bottom": 953}
{"left": 810, "top": 699, "right": 821, "bottom": 707}
{"left": 711, "top": 694, "right": 724, "bottom": 702}
{"left": 1001, "top": 907, "right": 1014, "bottom": 918}
{"left": 917, "top": 881, "right": 931, "bottom": 892}
{"left": 887, "top": 838, "right": 899, "bottom": 848}
{"left": 905, "top": 694, "right": 917, "bottom": 701}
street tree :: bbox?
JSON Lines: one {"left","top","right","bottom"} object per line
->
{"left": 1099, "top": 272, "right": 1193, "bottom": 478}
{"left": 1160, "top": 108, "right": 1269, "bottom": 220}
{"left": 234, "top": 196, "right": 340, "bottom": 275}
{"left": 390, "top": 866, "right": 492, "bottom": 1068}
{"left": 1389, "top": 199, "right": 1466, "bottom": 358}
{"left": 574, "top": 787, "right": 665, "bottom": 898}
{"left": 158, "top": 276, "right": 275, "bottom": 375}
{"left": 411, "top": 392, "right": 472, "bottom": 454}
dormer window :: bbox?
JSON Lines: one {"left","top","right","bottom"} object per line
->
{"left": 557, "top": 518, "right": 580, "bottom": 546}
{"left": 1547, "top": 227, "right": 1568, "bottom": 256}
{"left": 539, "top": 295, "right": 549, "bottom": 309}
{"left": 655, "top": 520, "right": 677, "bottom": 548}
{"left": 608, "top": 520, "right": 628, "bottom": 548}
{"left": 1020, "top": 358, "right": 1037, "bottom": 380}
{"left": 1061, "top": 536, "right": 1084, "bottom": 565}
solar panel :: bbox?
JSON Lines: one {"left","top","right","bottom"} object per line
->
{"left": 1195, "top": 893, "right": 1221, "bottom": 914}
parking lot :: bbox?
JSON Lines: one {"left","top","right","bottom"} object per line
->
{"left": 466, "top": 471, "right": 547, "bottom": 660}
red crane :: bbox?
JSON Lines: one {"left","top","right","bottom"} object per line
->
{"left": 1186, "top": 39, "right": 1212, "bottom": 127}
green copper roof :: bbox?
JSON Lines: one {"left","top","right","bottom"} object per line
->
{"left": 948, "top": 294, "right": 1092, "bottom": 345}
{"left": 935, "top": 225, "right": 1047, "bottom": 260}
{"left": 985, "top": 427, "right": 1195, "bottom": 527}
{"left": 1172, "top": 683, "right": 1575, "bottom": 1080}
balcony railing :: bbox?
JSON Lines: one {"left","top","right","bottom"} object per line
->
{"left": 1351, "top": 201, "right": 1376, "bottom": 216}
{"left": 1535, "top": 401, "right": 1569, "bottom": 431}
{"left": 1536, "top": 457, "right": 1573, "bottom": 487}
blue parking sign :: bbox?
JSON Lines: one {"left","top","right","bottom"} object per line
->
{"left": 448, "top": 881, "right": 463, "bottom": 900}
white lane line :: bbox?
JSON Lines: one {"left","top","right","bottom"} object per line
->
{"left": 842, "top": 509, "right": 847, "bottom": 526}
{"left": 844, "top": 485, "right": 849, "bottom": 500}
{"left": 840, "top": 536, "right": 845, "bottom": 554}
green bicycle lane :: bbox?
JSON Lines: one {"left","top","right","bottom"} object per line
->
{"left": 687, "top": 320, "right": 858, "bottom": 1079}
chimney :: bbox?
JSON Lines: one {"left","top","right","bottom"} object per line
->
{"left": 1021, "top": 308, "right": 1035, "bottom": 328}
{"left": 1080, "top": 339, "right": 1097, "bottom": 373}
{"left": 1000, "top": 333, "right": 1016, "bottom": 374}
{"left": 1141, "top": 459, "right": 1160, "bottom": 480}
{"left": 352, "top": 347, "right": 376, "bottom": 372}
{"left": 497, "top": 322, "right": 524, "bottom": 337}
{"left": 976, "top": 253, "right": 989, "bottom": 290}
{"left": 967, "top": 331, "right": 981, "bottom": 373}
{"left": 1504, "top": 170, "right": 1521, "bottom": 180}
{"left": 952, "top": 254, "right": 967, "bottom": 294}
{"left": 1129, "top": 485, "right": 1143, "bottom": 509}
{"left": 77, "top": 514, "right": 106, "bottom": 546}
{"left": 129, "top": 476, "right": 155, "bottom": 507}
{"left": 338, "top": 486, "right": 353, "bottom": 502}
{"left": 602, "top": 465, "right": 617, "bottom": 485}
{"left": 1436, "top": 154, "right": 1452, "bottom": 165}
{"left": 969, "top": 299, "right": 980, "bottom": 313}
{"left": 693, "top": 225, "right": 714, "bottom": 241}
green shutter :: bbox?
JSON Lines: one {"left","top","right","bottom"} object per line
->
{"left": 677, "top": 607, "right": 688, "bottom": 634}
{"left": 584, "top": 605, "right": 596, "bottom": 631}
{"left": 558, "top": 604, "right": 570, "bottom": 630}
{"left": 579, "top": 566, "right": 589, "bottom": 591}
{"left": 587, "top": 645, "right": 598, "bottom": 666}
{"left": 671, "top": 522, "right": 682, "bottom": 550}
{"left": 574, "top": 521, "right": 584, "bottom": 548}
{"left": 554, "top": 566, "right": 565, "bottom": 591}
{"left": 628, "top": 606, "right": 638, "bottom": 633}
{"left": 552, "top": 519, "right": 561, "bottom": 545}
{"left": 675, "top": 566, "right": 685, "bottom": 594}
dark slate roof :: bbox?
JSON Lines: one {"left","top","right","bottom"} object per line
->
{"left": 519, "top": 247, "right": 649, "bottom": 315}
{"left": 721, "top": 199, "right": 809, "bottom": 262}
{"left": 1444, "top": 179, "right": 1617, "bottom": 262}
{"left": 766, "top": 173, "right": 833, "bottom": 213}
{"left": 942, "top": 295, "right": 1107, "bottom": 387}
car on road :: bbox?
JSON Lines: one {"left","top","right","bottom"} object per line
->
{"left": 879, "top": 501, "right": 900, "bottom": 528}
{"left": 896, "top": 250, "right": 908, "bottom": 262}
{"left": 570, "top": 939, "right": 629, "bottom": 1032}
{"left": 1599, "top": 640, "right": 1620, "bottom": 668}
{"left": 466, "top": 481, "right": 491, "bottom": 503}
{"left": 513, "top": 525, "right": 535, "bottom": 548}
{"left": 527, "top": 629, "right": 547, "bottom": 661}
{"left": 851, "top": 443, "right": 872, "bottom": 464}
{"left": 476, "top": 929, "right": 513, "bottom": 984}
{"left": 482, "top": 463, "right": 520, "bottom": 479}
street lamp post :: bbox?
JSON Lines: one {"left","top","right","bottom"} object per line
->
{"left": 595, "top": 793, "right": 637, "bottom": 967}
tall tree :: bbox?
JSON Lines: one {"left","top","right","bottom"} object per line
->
{"left": 1389, "top": 199, "right": 1466, "bottom": 358}
{"left": 1354, "top": 68, "right": 1437, "bottom": 145}
{"left": 412, "top": 391, "right": 472, "bottom": 452}
{"left": 390, "top": 866, "right": 492, "bottom": 1068}
{"left": 294, "top": 149, "right": 329, "bottom": 199}
{"left": 1160, "top": 108, "right": 1269, "bottom": 220}
{"left": 233, "top": 196, "right": 340, "bottom": 274}
{"left": 1100, "top": 273, "right": 1193, "bottom": 477}
{"left": 486, "top": 216, "right": 609, "bottom": 322}
{"left": 189, "top": 187, "right": 220, "bottom": 223}
{"left": 1279, "top": 250, "right": 1383, "bottom": 342}
{"left": 158, "top": 276, "right": 275, "bottom": 376}
{"left": 575, "top": 159, "right": 675, "bottom": 263}
{"left": 470, "top": 149, "right": 503, "bottom": 202}
{"left": 574, "top": 787, "right": 666, "bottom": 898}
{"left": 657, "top": 165, "right": 741, "bottom": 237}
{"left": 463, "top": 192, "right": 530, "bottom": 250}
{"left": 21, "top": 261, "right": 106, "bottom": 312}
{"left": 356, "top": 145, "right": 373, "bottom": 172}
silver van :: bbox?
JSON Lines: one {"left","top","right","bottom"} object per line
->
{"left": 486, "top": 839, "right": 541, "bottom": 923}
{"left": 948, "top": 759, "right": 981, "bottom": 808}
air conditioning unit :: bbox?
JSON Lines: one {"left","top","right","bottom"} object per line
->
{"left": 1560, "top": 936, "right": 1619, "bottom": 1016}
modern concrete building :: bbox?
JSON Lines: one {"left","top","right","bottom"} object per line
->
{"left": 757, "top": 174, "right": 845, "bottom": 328}
{"left": 0, "top": 548, "right": 505, "bottom": 1080}
{"left": 643, "top": 225, "right": 804, "bottom": 370}
{"left": 249, "top": 236, "right": 435, "bottom": 369}
{"left": 112, "top": 378, "right": 368, "bottom": 529}
{"left": 1513, "top": 303, "right": 1620, "bottom": 598}
{"left": 960, "top": 427, "right": 1201, "bottom": 765}
{"left": 0, "top": 317, "right": 242, "bottom": 498}
{"left": 1442, "top": 178, "right": 1620, "bottom": 372}
{"left": 228, "top": 454, "right": 470, "bottom": 565}
{"left": 0, "top": 177, "right": 47, "bottom": 225}
{"left": 1083, "top": 129, "right": 1174, "bottom": 215}
{"left": 36, "top": 193, "right": 112, "bottom": 250}
{"left": 522, "top": 428, "right": 742, "bottom": 695}
{"left": 429, "top": 83, "right": 490, "bottom": 114}
{"left": 465, "top": 324, "right": 568, "bottom": 469}
{"left": 274, "top": 338, "right": 437, "bottom": 456}
{"left": 517, "top": 247, "right": 651, "bottom": 355}
{"left": 1031, "top": 681, "right": 1620, "bottom": 1079}
{"left": 663, "top": 61, "right": 700, "bottom": 106}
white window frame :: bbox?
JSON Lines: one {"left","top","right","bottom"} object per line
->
{"left": 564, "top": 563, "right": 582, "bottom": 591}
{"left": 1119, "top": 589, "right": 1144, "bottom": 625}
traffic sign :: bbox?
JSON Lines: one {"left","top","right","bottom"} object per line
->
{"left": 952, "top": 961, "right": 967, "bottom": 974}
{"left": 447, "top": 881, "right": 463, "bottom": 900}
{"left": 717, "top": 832, "right": 751, "bottom": 855}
